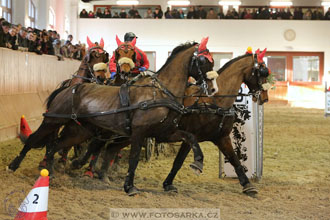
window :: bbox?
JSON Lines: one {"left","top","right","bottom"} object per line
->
{"left": 1, "top": 0, "right": 12, "bottom": 22}
{"left": 211, "top": 53, "right": 233, "bottom": 70}
{"left": 48, "top": 7, "right": 55, "bottom": 30}
{"left": 145, "top": 51, "right": 156, "bottom": 71}
{"left": 265, "top": 52, "right": 324, "bottom": 85}
{"left": 28, "top": 0, "right": 36, "bottom": 28}
{"left": 264, "top": 56, "right": 286, "bottom": 81}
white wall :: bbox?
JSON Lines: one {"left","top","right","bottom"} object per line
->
{"left": 77, "top": 19, "right": 330, "bottom": 82}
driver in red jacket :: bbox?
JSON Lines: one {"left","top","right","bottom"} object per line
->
{"left": 109, "top": 32, "right": 150, "bottom": 79}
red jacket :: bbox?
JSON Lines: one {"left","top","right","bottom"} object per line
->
{"left": 109, "top": 46, "right": 150, "bottom": 74}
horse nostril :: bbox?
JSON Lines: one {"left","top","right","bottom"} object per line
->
{"left": 211, "top": 88, "right": 216, "bottom": 93}
{"left": 264, "top": 99, "right": 269, "bottom": 103}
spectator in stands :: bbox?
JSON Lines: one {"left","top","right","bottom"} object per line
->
{"left": 258, "top": 7, "right": 271, "bottom": 19}
{"left": 165, "top": 7, "right": 172, "bottom": 19}
{"left": 95, "top": 8, "right": 104, "bottom": 18}
{"left": 312, "top": 8, "right": 324, "bottom": 20}
{"left": 0, "top": 21, "right": 10, "bottom": 47}
{"left": 178, "top": 9, "right": 185, "bottom": 19}
{"left": 144, "top": 8, "right": 153, "bottom": 18}
{"left": 109, "top": 32, "right": 149, "bottom": 79}
{"left": 129, "top": 6, "right": 138, "bottom": 18}
{"left": 244, "top": 9, "right": 253, "bottom": 19}
{"left": 18, "top": 27, "right": 28, "bottom": 49}
{"left": 187, "top": 6, "right": 195, "bottom": 19}
{"left": 120, "top": 8, "right": 127, "bottom": 18}
{"left": 303, "top": 9, "right": 312, "bottom": 20}
{"left": 232, "top": 8, "right": 239, "bottom": 19}
{"left": 113, "top": 12, "right": 120, "bottom": 18}
{"left": 282, "top": 8, "right": 293, "bottom": 19}
{"left": 65, "top": 34, "right": 73, "bottom": 46}
{"left": 40, "top": 31, "right": 54, "bottom": 55}
{"left": 28, "top": 32, "right": 42, "bottom": 55}
{"left": 7, "top": 26, "right": 18, "bottom": 50}
{"left": 80, "top": 9, "right": 89, "bottom": 18}
{"left": 104, "top": 8, "right": 112, "bottom": 18}
{"left": 153, "top": 7, "right": 163, "bottom": 19}
{"left": 325, "top": 7, "right": 330, "bottom": 20}
{"left": 88, "top": 11, "right": 95, "bottom": 18}
{"left": 218, "top": 8, "right": 225, "bottom": 19}
{"left": 293, "top": 8, "right": 303, "bottom": 19}
{"left": 207, "top": 8, "right": 218, "bottom": 19}
{"left": 195, "top": 6, "right": 207, "bottom": 19}
{"left": 52, "top": 39, "right": 63, "bottom": 60}
{"left": 134, "top": 11, "right": 142, "bottom": 18}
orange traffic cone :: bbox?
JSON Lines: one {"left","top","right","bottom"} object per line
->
{"left": 14, "top": 169, "right": 49, "bottom": 220}
{"left": 19, "top": 115, "right": 32, "bottom": 143}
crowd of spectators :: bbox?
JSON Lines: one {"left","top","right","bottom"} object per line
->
{"left": 0, "top": 18, "right": 86, "bottom": 61}
{"left": 80, "top": 6, "right": 330, "bottom": 20}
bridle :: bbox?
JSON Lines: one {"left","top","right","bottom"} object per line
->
{"left": 189, "top": 46, "right": 213, "bottom": 96}
{"left": 74, "top": 46, "right": 109, "bottom": 84}
{"left": 247, "top": 54, "right": 270, "bottom": 99}
{"left": 115, "top": 43, "right": 136, "bottom": 80}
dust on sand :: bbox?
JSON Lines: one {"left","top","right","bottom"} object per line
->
{"left": 0, "top": 105, "right": 330, "bottom": 220}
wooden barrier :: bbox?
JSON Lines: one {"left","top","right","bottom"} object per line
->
{"left": 0, "top": 48, "right": 80, "bottom": 141}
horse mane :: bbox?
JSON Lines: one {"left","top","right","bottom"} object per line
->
{"left": 217, "top": 54, "right": 252, "bottom": 75}
{"left": 157, "top": 42, "right": 198, "bottom": 73}
{"left": 45, "top": 85, "right": 69, "bottom": 109}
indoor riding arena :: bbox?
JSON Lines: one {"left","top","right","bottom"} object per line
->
{"left": 0, "top": 0, "right": 330, "bottom": 220}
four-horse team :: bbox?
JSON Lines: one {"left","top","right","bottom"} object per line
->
{"left": 8, "top": 32, "right": 270, "bottom": 197}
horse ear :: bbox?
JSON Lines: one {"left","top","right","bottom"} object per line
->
{"left": 87, "top": 36, "right": 93, "bottom": 49}
{"left": 116, "top": 35, "right": 122, "bottom": 46}
{"left": 258, "top": 48, "right": 267, "bottom": 63}
{"left": 198, "top": 36, "right": 209, "bottom": 51}
{"left": 100, "top": 38, "right": 104, "bottom": 48}
{"left": 130, "top": 37, "right": 137, "bottom": 47}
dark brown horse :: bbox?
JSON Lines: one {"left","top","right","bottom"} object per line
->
{"left": 162, "top": 49, "right": 270, "bottom": 197}
{"left": 8, "top": 40, "right": 216, "bottom": 196}
{"left": 37, "top": 37, "right": 109, "bottom": 168}
{"left": 77, "top": 49, "right": 270, "bottom": 197}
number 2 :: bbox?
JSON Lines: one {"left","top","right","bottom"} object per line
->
{"left": 33, "top": 194, "right": 39, "bottom": 204}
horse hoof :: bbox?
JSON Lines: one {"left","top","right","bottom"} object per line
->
{"left": 127, "top": 186, "right": 140, "bottom": 196}
{"left": 38, "top": 160, "right": 47, "bottom": 169}
{"left": 8, "top": 161, "right": 19, "bottom": 172}
{"left": 243, "top": 183, "right": 258, "bottom": 197}
{"left": 101, "top": 175, "right": 111, "bottom": 185}
{"left": 164, "top": 185, "right": 178, "bottom": 193}
{"left": 84, "top": 170, "right": 94, "bottom": 178}
{"left": 70, "top": 159, "right": 82, "bottom": 170}
{"left": 5, "top": 166, "right": 14, "bottom": 173}
{"left": 189, "top": 161, "right": 203, "bottom": 176}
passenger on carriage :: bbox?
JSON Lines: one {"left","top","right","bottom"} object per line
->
{"left": 109, "top": 32, "right": 149, "bottom": 79}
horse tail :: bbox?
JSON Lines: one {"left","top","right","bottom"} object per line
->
{"left": 45, "top": 86, "right": 69, "bottom": 109}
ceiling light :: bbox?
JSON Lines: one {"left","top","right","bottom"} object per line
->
{"left": 270, "top": 1, "right": 293, "bottom": 6}
{"left": 116, "top": 0, "right": 139, "bottom": 5}
{"left": 218, "top": 1, "right": 242, "bottom": 6}
{"left": 167, "top": 1, "right": 191, "bottom": 6}
{"left": 321, "top": 2, "right": 330, "bottom": 6}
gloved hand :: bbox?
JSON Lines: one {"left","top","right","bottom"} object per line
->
{"left": 110, "top": 72, "right": 116, "bottom": 79}
{"left": 139, "top": 67, "right": 147, "bottom": 72}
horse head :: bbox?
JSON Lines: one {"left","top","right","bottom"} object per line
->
{"left": 114, "top": 35, "right": 136, "bottom": 78}
{"left": 78, "top": 36, "right": 109, "bottom": 84}
{"left": 243, "top": 48, "right": 270, "bottom": 105}
{"left": 189, "top": 37, "right": 218, "bottom": 96}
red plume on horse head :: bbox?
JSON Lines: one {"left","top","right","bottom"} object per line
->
{"left": 99, "top": 38, "right": 104, "bottom": 48}
{"left": 116, "top": 35, "right": 123, "bottom": 46}
{"left": 87, "top": 36, "right": 96, "bottom": 49}
{"left": 197, "top": 36, "right": 213, "bottom": 63}
{"left": 257, "top": 48, "right": 267, "bottom": 63}
{"left": 198, "top": 36, "right": 209, "bottom": 52}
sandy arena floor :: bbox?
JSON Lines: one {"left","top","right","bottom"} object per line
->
{"left": 0, "top": 104, "right": 330, "bottom": 220}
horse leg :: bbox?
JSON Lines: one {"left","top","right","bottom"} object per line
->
{"left": 8, "top": 121, "right": 62, "bottom": 171}
{"left": 71, "top": 139, "right": 104, "bottom": 169}
{"left": 124, "top": 134, "right": 144, "bottom": 196}
{"left": 214, "top": 135, "right": 258, "bottom": 197}
{"left": 163, "top": 142, "right": 191, "bottom": 193}
{"left": 44, "top": 126, "right": 92, "bottom": 175}
{"left": 166, "top": 130, "right": 204, "bottom": 175}
{"left": 97, "top": 141, "right": 129, "bottom": 184}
